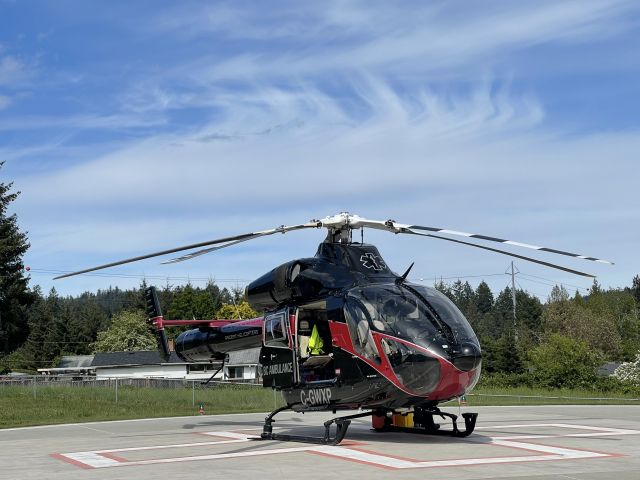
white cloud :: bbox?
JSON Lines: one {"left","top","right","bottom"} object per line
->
{"left": 0, "top": 112, "right": 167, "bottom": 131}
{"left": 101, "top": 0, "right": 640, "bottom": 123}
{"left": 16, "top": 80, "right": 544, "bottom": 206}
{"left": 15, "top": 75, "right": 637, "bottom": 296}
{"left": 0, "top": 55, "right": 27, "bottom": 86}
{"left": 15, "top": 80, "right": 636, "bottom": 239}
{"left": 7, "top": 0, "right": 640, "bottom": 296}
{"left": 151, "top": 0, "right": 638, "bottom": 84}
{"left": 0, "top": 94, "right": 11, "bottom": 110}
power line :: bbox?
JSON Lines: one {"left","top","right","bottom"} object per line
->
{"left": 26, "top": 268, "right": 252, "bottom": 283}
{"left": 19, "top": 341, "right": 95, "bottom": 344}
{"left": 517, "top": 272, "right": 591, "bottom": 292}
{"left": 411, "top": 273, "right": 506, "bottom": 282}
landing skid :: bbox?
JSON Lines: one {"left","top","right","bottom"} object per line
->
{"left": 259, "top": 405, "right": 375, "bottom": 445}
{"left": 375, "top": 406, "right": 478, "bottom": 437}
{"left": 258, "top": 405, "right": 478, "bottom": 446}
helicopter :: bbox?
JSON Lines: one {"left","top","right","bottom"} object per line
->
{"left": 56, "top": 212, "right": 612, "bottom": 445}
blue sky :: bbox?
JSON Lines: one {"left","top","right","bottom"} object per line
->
{"left": 1, "top": 0, "right": 639, "bottom": 299}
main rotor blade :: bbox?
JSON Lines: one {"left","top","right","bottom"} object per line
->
{"left": 161, "top": 236, "right": 263, "bottom": 264}
{"left": 162, "top": 224, "right": 309, "bottom": 264}
{"left": 54, "top": 221, "right": 320, "bottom": 279}
{"left": 408, "top": 231, "right": 596, "bottom": 278}
{"left": 407, "top": 224, "right": 613, "bottom": 265}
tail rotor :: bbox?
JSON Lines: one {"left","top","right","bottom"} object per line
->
{"left": 145, "top": 286, "right": 170, "bottom": 361}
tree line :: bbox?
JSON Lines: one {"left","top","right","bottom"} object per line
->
{"left": 1, "top": 164, "right": 640, "bottom": 389}
{"left": 3, "top": 273, "right": 639, "bottom": 388}
{"left": 0, "top": 281, "right": 258, "bottom": 372}
{"left": 434, "top": 277, "right": 640, "bottom": 390}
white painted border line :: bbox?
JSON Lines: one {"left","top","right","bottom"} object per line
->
{"left": 478, "top": 423, "right": 640, "bottom": 439}
{"left": 53, "top": 424, "right": 640, "bottom": 470}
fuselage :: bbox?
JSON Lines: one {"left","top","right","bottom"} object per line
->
{"left": 175, "top": 242, "right": 482, "bottom": 411}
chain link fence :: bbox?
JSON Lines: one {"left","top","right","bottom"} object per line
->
{"left": 2, "top": 375, "right": 261, "bottom": 400}
{"left": 0, "top": 375, "right": 283, "bottom": 426}
{"left": 4, "top": 376, "right": 639, "bottom": 429}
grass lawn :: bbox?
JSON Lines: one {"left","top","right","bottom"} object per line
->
{"left": 442, "top": 386, "right": 640, "bottom": 406}
{"left": 0, "top": 383, "right": 284, "bottom": 429}
{"left": 1, "top": 383, "right": 638, "bottom": 429}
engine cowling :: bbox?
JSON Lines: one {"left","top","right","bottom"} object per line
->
{"left": 245, "top": 260, "right": 301, "bottom": 312}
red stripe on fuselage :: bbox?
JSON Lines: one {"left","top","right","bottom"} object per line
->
{"left": 328, "top": 320, "right": 479, "bottom": 401}
{"left": 161, "top": 317, "right": 264, "bottom": 329}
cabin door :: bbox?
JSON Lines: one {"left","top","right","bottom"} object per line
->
{"left": 260, "top": 308, "right": 297, "bottom": 388}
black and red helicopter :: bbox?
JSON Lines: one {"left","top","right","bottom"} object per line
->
{"left": 56, "top": 212, "right": 611, "bottom": 445}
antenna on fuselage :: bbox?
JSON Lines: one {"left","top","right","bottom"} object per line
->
{"left": 396, "top": 262, "right": 415, "bottom": 285}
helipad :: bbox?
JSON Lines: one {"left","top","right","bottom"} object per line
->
{"left": 1, "top": 405, "right": 639, "bottom": 479}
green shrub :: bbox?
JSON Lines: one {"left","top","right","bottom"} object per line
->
{"left": 528, "top": 334, "right": 603, "bottom": 389}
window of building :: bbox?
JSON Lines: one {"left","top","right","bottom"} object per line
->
{"left": 226, "top": 366, "right": 245, "bottom": 379}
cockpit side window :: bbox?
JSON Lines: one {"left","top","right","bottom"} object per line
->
{"left": 343, "top": 300, "right": 380, "bottom": 363}
{"left": 264, "top": 311, "right": 290, "bottom": 348}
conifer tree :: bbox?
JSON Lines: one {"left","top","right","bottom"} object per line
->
{"left": 0, "top": 163, "right": 34, "bottom": 354}
{"left": 475, "top": 281, "right": 494, "bottom": 314}
{"left": 631, "top": 275, "right": 640, "bottom": 306}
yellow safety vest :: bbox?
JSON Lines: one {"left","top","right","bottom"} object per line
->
{"left": 308, "top": 325, "right": 324, "bottom": 355}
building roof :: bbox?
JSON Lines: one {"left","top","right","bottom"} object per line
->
{"left": 91, "top": 351, "right": 184, "bottom": 367}
{"left": 57, "top": 355, "right": 95, "bottom": 368}
{"left": 37, "top": 355, "right": 96, "bottom": 374}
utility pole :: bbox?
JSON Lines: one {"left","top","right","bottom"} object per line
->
{"left": 231, "top": 292, "right": 243, "bottom": 320}
{"left": 509, "top": 261, "right": 519, "bottom": 343}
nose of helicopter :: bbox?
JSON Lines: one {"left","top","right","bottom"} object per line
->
{"left": 428, "top": 349, "right": 482, "bottom": 401}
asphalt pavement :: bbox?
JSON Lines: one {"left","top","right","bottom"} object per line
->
{"left": 1, "top": 405, "right": 639, "bottom": 480}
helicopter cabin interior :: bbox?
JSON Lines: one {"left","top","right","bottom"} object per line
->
{"left": 296, "top": 301, "right": 335, "bottom": 383}
{"left": 261, "top": 300, "right": 337, "bottom": 387}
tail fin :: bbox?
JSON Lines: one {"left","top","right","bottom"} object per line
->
{"left": 145, "top": 286, "right": 170, "bottom": 361}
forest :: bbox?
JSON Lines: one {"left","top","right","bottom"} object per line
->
{"left": 1, "top": 275, "right": 640, "bottom": 393}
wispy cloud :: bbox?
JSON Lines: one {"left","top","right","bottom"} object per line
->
{"left": 17, "top": 73, "right": 637, "bottom": 295}
{"left": 0, "top": 94, "right": 10, "bottom": 110}
{"left": 0, "top": 112, "right": 167, "bottom": 132}
{"left": 16, "top": 80, "right": 544, "bottom": 206}
{"left": 140, "top": 0, "right": 638, "bottom": 85}
{"left": 0, "top": 55, "right": 30, "bottom": 86}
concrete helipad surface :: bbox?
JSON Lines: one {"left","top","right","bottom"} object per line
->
{"left": 1, "top": 406, "right": 639, "bottom": 479}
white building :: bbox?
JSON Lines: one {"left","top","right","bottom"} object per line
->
{"left": 91, "top": 351, "right": 223, "bottom": 380}
{"left": 223, "top": 348, "right": 261, "bottom": 381}
{"left": 39, "top": 349, "right": 262, "bottom": 382}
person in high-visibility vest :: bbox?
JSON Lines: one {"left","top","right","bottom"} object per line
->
{"left": 307, "top": 324, "right": 325, "bottom": 355}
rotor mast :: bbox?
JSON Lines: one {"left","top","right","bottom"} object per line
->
{"left": 321, "top": 212, "right": 393, "bottom": 244}
{"left": 322, "top": 212, "right": 357, "bottom": 243}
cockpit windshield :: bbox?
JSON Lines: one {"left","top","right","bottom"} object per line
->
{"left": 345, "top": 284, "right": 478, "bottom": 353}
{"left": 409, "top": 285, "right": 478, "bottom": 344}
